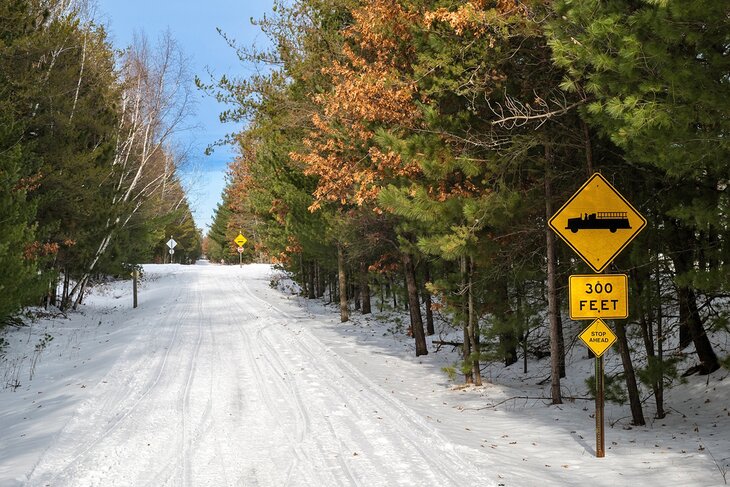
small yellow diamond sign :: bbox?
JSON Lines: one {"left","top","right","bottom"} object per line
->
{"left": 549, "top": 173, "right": 646, "bottom": 272}
{"left": 579, "top": 319, "right": 617, "bottom": 357}
{"left": 234, "top": 234, "right": 247, "bottom": 247}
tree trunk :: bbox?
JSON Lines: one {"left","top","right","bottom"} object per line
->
{"left": 59, "top": 271, "right": 71, "bottom": 310}
{"left": 677, "top": 285, "right": 719, "bottom": 374}
{"left": 360, "top": 261, "right": 371, "bottom": 315}
{"left": 654, "top": 258, "right": 665, "bottom": 418}
{"left": 614, "top": 320, "right": 645, "bottom": 425}
{"left": 379, "top": 276, "right": 385, "bottom": 312}
{"left": 403, "top": 253, "right": 428, "bottom": 356}
{"left": 354, "top": 272, "right": 361, "bottom": 311}
{"left": 557, "top": 296, "right": 566, "bottom": 378}
{"left": 299, "top": 255, "right": 308, "bottom": 297}
{"left": 308, "top": 261, "right": 316, "bottom": 299}
{"left": 468, "top": 257, "right": 482, "bottom": 385}
{"left": 673, "top": 225, "right": 720, "bottom": 375}
{"left": 461, "top": 256, "right": 474, "bottom": 384}
{"left": 337, "top": 245, "right": 349, "bottom": 322}
{"left": 517, "top": 289, "right": 529, "bottom": 374}
{"left": 496, "top": 280, "right": 518, "bottom": 367}
{"left": 316, "top": 263, "right": 325, "bottom": 298}
{"left": 388, "top": 275, "right": 397, "bottom": 309}
{"left": 545, "top": 146, "right": 562, "bottom": 404}
{"left": 634, "top": 262, "right": 666, "bottom": 419}
{"left": 424, "top": 263, "right": 435, "bottom": 336}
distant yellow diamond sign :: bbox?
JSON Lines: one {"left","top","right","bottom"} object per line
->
{"left": 234, "top": 234, "right": 247, "bottom": 247}
{"left": 579, "top": 319, "right": 617, "bottom": 357}
{"left": 549, "top": 173, "right": 646, "bottom": 272}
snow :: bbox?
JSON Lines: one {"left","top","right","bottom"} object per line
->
{"left": 0, "top": 262, "right": 728, "bottom": 486}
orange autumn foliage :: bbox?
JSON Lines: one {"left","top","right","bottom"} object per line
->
{"left": 291, "top": 0, "right": 422, "bottom": 212}
{"left": 424, "top": 0, "right": 529, "bottom": 37}
{"left": 23, "top": 241, "right": 60, "bottom": 260}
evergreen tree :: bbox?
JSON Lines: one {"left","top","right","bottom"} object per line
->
{"left": 549, "top": 0, "right": 726, "bottom": 374}
{"left": 0, "top": 0, "right": 48, "bottom": 321}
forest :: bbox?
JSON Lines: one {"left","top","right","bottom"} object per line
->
{"left": 204, "top": 0, "right": 730, "bottom": 424}
{"left": 0, "top": 0, "right": 202, "bottom": 318}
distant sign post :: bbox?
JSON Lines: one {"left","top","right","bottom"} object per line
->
{"left": 234, "top": 233, "right": 247, "bottom": 267}
{"left": 166, "top": 237, "right": 177, "bottom": 264}
{"left": 550, "top": 173, "right": 645, "bottom": 459}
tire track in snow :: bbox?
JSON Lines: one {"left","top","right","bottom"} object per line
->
{"left": 221, "top": 280, "right": 323, "bottom": 486}
{"left": 24, "top": 264, "right": 495, "bottom": 486}
{"left": 236, "top": 269, "right": 494, "bottom": 486}
{"left": 180, "top": 278, "right": 205, "bottom": 487}
{"left": 26, "top": 276, "right": 195, "bottom": 486}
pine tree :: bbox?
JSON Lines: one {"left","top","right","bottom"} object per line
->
{"left": 0, "top": 118, "right": 43, "bottom": 323}
{"left": 549, "top": 0, "right": 726, "bottom": 375}
{"left": 0, "top": 0, "right": 48, "bottom": 321}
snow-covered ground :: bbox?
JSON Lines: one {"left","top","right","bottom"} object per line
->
{"left": 0, "top": 262, "right": 727, "bottom": 486}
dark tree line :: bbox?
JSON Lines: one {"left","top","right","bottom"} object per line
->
{"left": 0, "top": 0, "right": 202, "bottom": 323}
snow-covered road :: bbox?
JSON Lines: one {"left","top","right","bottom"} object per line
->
{"left": 3, "top": 262, "right": 728, "bottom": 487}
{"left": 22, "top": 263, "right": 493, "bottom": 486}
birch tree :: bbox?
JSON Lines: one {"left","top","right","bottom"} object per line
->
{"left": 69, "top": 32, "right": 193, "bottom": 306}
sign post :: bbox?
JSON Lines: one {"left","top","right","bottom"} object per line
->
{"left": 578, "top": 318, "right": 617, "bottom": 458}
{"left": 549, "top": 173, "right": 645, "bottom": 458}
{"left": 132, "top": 269, "right": 138, "bottom": 308}
{"left": 234, "top": 233, "right": 247, "bottom": 268}
{"left": 166, "top": 237, "right": 177, "bottom": 264}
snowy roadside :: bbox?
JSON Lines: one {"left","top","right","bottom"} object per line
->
{"left": 0, "top": 268, "right": 182, "bottom": 486}
{"left": 269, "top": 267, "right": 730, "bottom": 487}
{"left": 0, "top": 263, "right": 727, "bottom": 487}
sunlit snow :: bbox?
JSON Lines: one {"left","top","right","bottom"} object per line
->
{"left": 0, "top": 263, "right": 727, "bottom": 486}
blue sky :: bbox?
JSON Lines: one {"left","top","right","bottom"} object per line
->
{"left": 96, "top": 0, "right": 273, "bottom": 231}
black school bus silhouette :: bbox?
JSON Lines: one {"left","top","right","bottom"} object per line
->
{"left": 566, "top": 212, "right": 632, "bottom": 233}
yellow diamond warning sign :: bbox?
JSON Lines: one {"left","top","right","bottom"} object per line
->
{"left": 579, "top": 319, "right": 617, "bottom": 357}
{"left": 549, "top": 173, "right": 646, "bottom": 272}
{"left": 234, "top": 234, "right": 247, "bottom": 247}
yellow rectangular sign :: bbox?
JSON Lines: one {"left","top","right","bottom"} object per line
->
{"left": 569, "top": 274, "right": 628, "bottom": 320}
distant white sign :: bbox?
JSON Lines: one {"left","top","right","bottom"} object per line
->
{"left": 167, "top": 238, "right": 177, "bottom": 249}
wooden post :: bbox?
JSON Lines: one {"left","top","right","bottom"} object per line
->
{"left": 133, "top": 270, "right": 138, "bottom": 309}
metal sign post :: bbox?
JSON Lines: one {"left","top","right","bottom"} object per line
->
{"left": 166, "top": 237, "right": 177, "bottom": 264}
{"left": 596, "top": 355, "right": 605, "bottom": 457}
{"left": 234, "top": 233, "right": 247, "bottom": 268}
{"left": 579, "top": 318, "right": 616, "bottom": 458}
{"left": 550, "top": 173, "right": 645, "bottom": 458}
